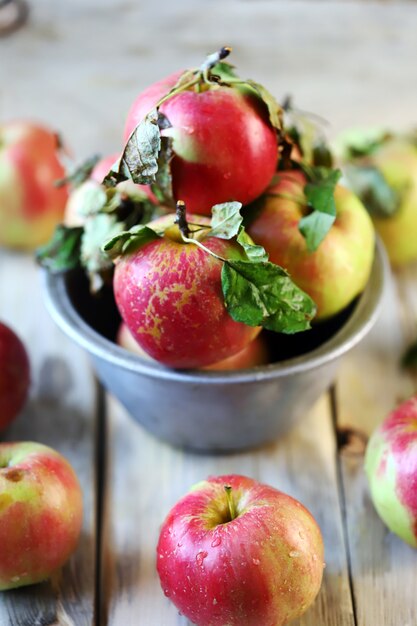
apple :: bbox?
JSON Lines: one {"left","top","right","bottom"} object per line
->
{"left": 113, "top": 212, "right": 261, "bottom": 369}
{"left": 345, "top": 136, "right": 417, "bottom": 266}
{"left": 124, "top": 67, "right": 278, "bottom": 215}
{"left": 365, "top": 396, "right": 417, "bottom": 547}
{"left": 247, "top": 170, "right": 375, "bottom": 319}
{"left": 0, "top": 441, "right": 83, "bottom": 590}
{"left": 157, "top": 474, "right": 325, "bottom": 626}
{"left": 0, "top": 322, "right": 30, "bottom": 432}
{"left": 0, "top": 121, "right": 69, "bottom": 249}
{"left": 116, "top": 321, "right": 269, "bottom": 370}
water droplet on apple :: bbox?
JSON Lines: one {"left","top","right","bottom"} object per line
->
{"left": 163, "top": 588, "right": 171, "bottom": 597}
{"left": 289, "top": 550, "right": 302, "bottom": 558}
{"left": 252, "top": 558, "right": 260, "bottom": 566}
{"left": 211, "top": 536, "right": 221, "bottom": 548}
{"left": 223, "top": 172, "right": 232, "bottom": 180}
{"left": 196, "top": 550, "right": 208, "bottom": 567}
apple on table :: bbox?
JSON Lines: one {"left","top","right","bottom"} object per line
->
{"left": 0, "top": 442, "right": 83, "bottom": 590}
{"left": 157, "top": 474, "right": 324, "bottom": 626}
{"left": 0, "top": 322, "right": 30, "bottom": 432}
{"left": 0, "top": 121, "right": 69, "bottom": 249}
{"left": 365, "top": 395, "right": 417, "bottom": 547}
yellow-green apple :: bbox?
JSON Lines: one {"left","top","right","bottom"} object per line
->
{"left": 365, "top": 396, "right": 417, "bottom": 547}
{"left": 0, "top": 441, "right": 83, "bottom": 590}
{"left": 342, "top": 135, "right": 417, "bottom": 266}
{"left": 0, "top": 322, "right": 30, "bottom": 432}
{"left": 157, "top": 474, "right": 324, "bottom": 626}
{"left": 123, "top": 55, "right": 279, "bottom": 215}
{"left": 112, "top": 213, "right": 261, "bottom": 369}
{"left": 247, "top": 170, "right": 375, "bottom": 319}
{"left": 116, "top": 321, "right": 269, "bottom": 370}
{"left": 0, "top": 121, "right": 69, "bottom": 249}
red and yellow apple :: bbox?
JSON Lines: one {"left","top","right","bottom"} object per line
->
{"left": 0, "top": 121, "right": 69, "bottom": 249}
{"left": 365, "top": 396, "right": 417, "bottom": 547}
{"left": 247, "top": 170, "right": 375, "bottom": 319}
{"left": 0, "top": 322, "right": 30, "bottom": 432}
{"left": 113, "top": 214, "right": 260, "bottom": 369}
{"left": 157, "top": 474, "right": 324, "bottom": 626}
{"left": 117, "top": 321, "right": 269, "bottom": 370}
{"left": 124, "top": 70, "right": 278, "bottom": 215}
{"left": 0, "top": 441, "right": 83, "bottom": 590}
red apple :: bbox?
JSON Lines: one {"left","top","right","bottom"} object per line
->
{"left": 116, "top": 321, "right": 269, "bottom": 370}
{"left": 0, "top": 121, "right": 69, "bottom": 249}
{"left": 365, "top": 396, "right": 417, "bottom": 547}
{"left": 247, "top": 170, "right": 375, "bottom": 319}
{"left": 0, "top": 322, "right": 30, "bottom": 432}
{"left": 0, "top": 441, "right": 83, "bottom": 590}
{"left": 124, "top": 69, "right": 278, "bottom": 215}
{"left": 157, "top": 474, "right": 324, "bottom": 626}
{"left": 113, "top": 213, "right": 261, "bottom": 369}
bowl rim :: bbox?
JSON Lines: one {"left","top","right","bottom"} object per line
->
{"left": 42, "top": 240, "right": 387, "bottom": 385}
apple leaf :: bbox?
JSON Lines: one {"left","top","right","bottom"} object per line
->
{"left": 72, "top": 182, "right": 108, "bottom": 218}
{"left": 222, "top": 260, "right": 316, "bottom": 332}
{"left": 103, "top": 225, "right": 160, "bottom": 259}
{"left": 402, "top": 340, "right": 417, "bottom": 371}
{"left": 36, "top": 225, "right": 83, "bottom": 272}
{"left": 105, "top": 109, "right": 161, "bottom": 186}
{"left": 209, "top": 202, "right": 243, "bottom": 239}
{"left": 236, "top": 228, "right": 269, "bottom": 263}
{"left": 345, "top": 164, "right": 400, "bottom": 217}
{"left": 81, "top": 214, "right": 123, "bottom": 289}
{"left": 212, "top": 61, "right": 238, "bottom": 81}
{"left": 152, "top": 132, "right": 175, "bottom": 208}
{"left": 245, "top": 80, "right": 282, "bottom": 132}
{"left": 298, "top": 167, "right": 341, "bottom": 252}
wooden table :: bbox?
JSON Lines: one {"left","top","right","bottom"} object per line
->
{"left": 1, "top": 2, "right": 417, "bottom": 624}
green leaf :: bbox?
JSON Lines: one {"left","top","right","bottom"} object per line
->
{"left": 109, "top": 109, "right": 161, "bottom": 186}
{"left": 81, "top": 214, "right": 123, "bottom": 283}
{"left": 402, "top": 340, "right": 417, "bottom": 371}
{"left": 36, "top": 225, "right": 83, "bottom": 272}
{"left": 103, "top": 224, "right": 160, "bottom": 260}
{"left": 209, "top": 202, "right": 243, "bottom": 239}
{"left": 345, "top": 164, "right": 401, "bottom": 218}
{"left": 70, "top": 181, "right": 108, "bottom": 218}
{"left": 245, "top": 80, "right": 282, "bottom": 131}
{"left": 236, "top": 228, "right": 269, "bottom": 262}
{"left": 212, "top": 61, "right": 238, "bottom": 81}
{"left": 222, "top": 260, "right": 316, "bottom": 333}
{"left": 54, "top": 154, "right": 100, "bottom": 188}
{"left": 298, "top": 167, "right": 341, "bottom": 252}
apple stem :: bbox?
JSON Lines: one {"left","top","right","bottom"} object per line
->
{"left": 224, "top": 485, "right": 237, "bottom": 521}
{"left": 175, "top": 201, "right": 190, "bottom": 238}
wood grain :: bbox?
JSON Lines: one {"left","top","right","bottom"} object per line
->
{"left": 0, "top": 252, "right": 97, "bottom": 626}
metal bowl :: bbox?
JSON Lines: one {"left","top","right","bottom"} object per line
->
{"left": 43, "top": 242, "right": 387, "bottom": 452}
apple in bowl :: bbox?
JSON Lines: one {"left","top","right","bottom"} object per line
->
{"left": 157, "top": 474, "right": 324, "bottom": 625}
{"left": 247, "top": 170, "right": 375, "bottom": 319}
{"left": 0, "top": 442, "right": 83, "bottom": 590}
{"left": 0, "top": 121, "right": 69, "bottom": 249}
{"left": 365, "top": 396, "right": 417, "bottom": 547}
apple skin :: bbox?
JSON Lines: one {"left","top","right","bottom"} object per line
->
{"left": 362, "top": 138, "right": 417, "bottom": 266}
{"left": 0, "top": 441, "right": 83, "bottom": 590}
{"left": 247, "top": 170, "right": 375, "bottom": 319}
{"left": 365, "top": 396, "right": 417, "bottom": 547}
{"left": 113, "top": 214, "right": 260, "bottom": 369}
{"left": 0, "top": 322, "right": 30, "bottom": 432}
{"left": 124, "top": 71, "right": 278, "bottom": 215}
{"left": 0, "top": 121, "right": 69, "bottom": 249}
{"left": 117, "top": 321, "right": 269, "bottom": 371}
{"left": 157, "top": 474, "right": 325, "bottom": 626}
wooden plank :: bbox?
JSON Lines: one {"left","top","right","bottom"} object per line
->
{"left": 0, "top": 251, "right": 97, "bottom": 626}
{"left": 334, "top": 265, "right": 417, "bottom": 626}
{"left": 102, "top": 393, "right": 354, "bottom": 626}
